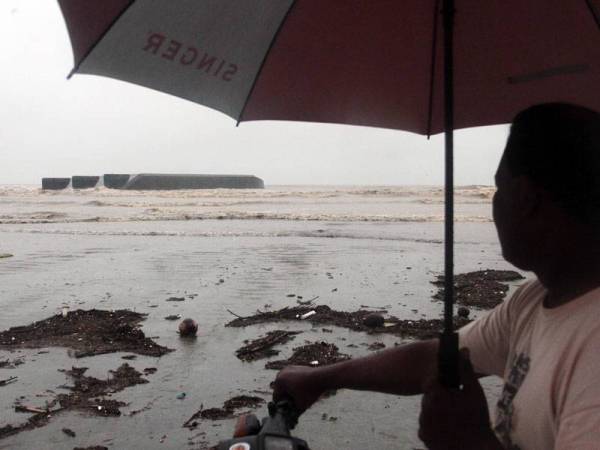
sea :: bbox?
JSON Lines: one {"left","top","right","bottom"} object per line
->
{"left": 0, "top": 185, "right": 522, "bottom": 450}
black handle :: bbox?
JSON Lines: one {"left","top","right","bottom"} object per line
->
{"left": 438, "top": 331, "right": 460, "bottom": 388}
{"left": 266, "top": 399, "right": 299, "bottom": 431}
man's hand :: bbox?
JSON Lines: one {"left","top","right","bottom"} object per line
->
{"left": 272, "top": 365, "right": 326, "bottom": 414}
{"left": 418, "top": 349, "right": 502, "bottom": 450}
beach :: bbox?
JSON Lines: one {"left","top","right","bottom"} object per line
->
{"left": 0, "top": 185, "right": 526, "bottom": 449}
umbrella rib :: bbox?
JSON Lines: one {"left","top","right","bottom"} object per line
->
{"left": 236, "top": 1, "right": 298, "bottom": 126}
{"left": 67, "top": 0, "right": 137, "bottom": 79}
{"left": 426, "top": 0, "right": 441, "bottom": 139}
{"left": 585, "top": 0, "right": 600, "bottom": 30}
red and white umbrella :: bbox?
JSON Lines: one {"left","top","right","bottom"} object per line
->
{"left": 58, "top": 0, "right": 600, "bottom": 385}
{"left": 59, "top": 1, "right": 600, "bottom": 133}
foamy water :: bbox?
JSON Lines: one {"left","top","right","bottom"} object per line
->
{"left": 0, "top": 184, "right": 494, "bottom": 227}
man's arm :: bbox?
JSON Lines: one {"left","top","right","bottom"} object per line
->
{"left": 273, "top": 339, "right": 438, "bottom": 412}
{"left": 274, "top": 280, "right": 523, "bottom": 411}
{"left": 275, "top": 339, "right": 502, "bottom": 448}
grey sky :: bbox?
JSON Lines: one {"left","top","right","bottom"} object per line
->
{"left": 1, "top": 1, "right": 508, "bottom": 186}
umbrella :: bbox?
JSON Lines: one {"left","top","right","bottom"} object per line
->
{"left": 58, "top": 0, "right": 600, "bottom": 386}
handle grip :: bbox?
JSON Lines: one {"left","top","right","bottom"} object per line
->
{"left": 438, "top": 331, "right": 460, "bottom": 388}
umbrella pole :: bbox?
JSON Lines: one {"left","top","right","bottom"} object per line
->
{"left": 438, "top": 0, "right": 460, "bottom": 388}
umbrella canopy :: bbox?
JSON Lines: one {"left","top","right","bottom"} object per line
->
{"left": 58, "top": 0, "right": 600, "bottom": 386}
{"left": 59, "top": 0, "right": 600, "bottom": 135}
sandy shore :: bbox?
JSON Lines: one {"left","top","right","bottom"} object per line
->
{"left": 0, "top": 216, "right": 528, "bottom": 450}
{"left": 0, "top": 181, "right": 521, "bottom": 449}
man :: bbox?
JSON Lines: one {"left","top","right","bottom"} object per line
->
{"left": 274, "top": 103, "right": 600, "bottom": 449}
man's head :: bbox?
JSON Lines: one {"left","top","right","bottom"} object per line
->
{"left": 493, "top": 103, "right": 600, "bottom": 269}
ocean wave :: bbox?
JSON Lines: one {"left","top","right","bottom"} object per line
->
{"left": 0, "top": 210, "right": 492, "bottom": 224}
{"left": 0, "top": 184, "right": 495, "bottom": 200}
{"left": 0, "top": 185, "right": 493, "bottom": 226}
{"left": 0, "top": 211, "right": 68, "bottom": 221}
{"left": 455, "top": 186, "right": 496, "bottom": 199}
{"left": 0, "top": 185, "right": 41, "bottom": 196}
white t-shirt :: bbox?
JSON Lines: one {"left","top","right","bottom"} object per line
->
{"left": 460, "top": 279, "right": 600, "bottom": 450}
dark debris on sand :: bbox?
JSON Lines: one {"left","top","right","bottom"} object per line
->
{"left": 265, "top": 341, "right": 351, "bottom": 370}
{"left": 0, "top": 363, "right": 149, "bottom": 440}
{"left": 0, "top": 412, "right": 52, "bottom": 441}
{"left": 235, "top": 330, "right": 302, "bottom": 362}
{"left": 62, "top": 427, "right": 76, "bottom": 437}
{"left": 55, "top": 363, "right": 148, "bottom": 416}
{"left": 226, "top": 305, "right": 470, "bottom": 340}
{"left": 183, "top": 395, "right": 265, "bottom": 429}
{"left": 0, "top": 309, "right": 173, "bottom": 358}
{"left": 432, "top": 270, "right": 525, "bottom": 309}
{"left": 368, "top": 342, "right": 386, "bottom": 351}
{"left": 73, "top": 447, "right": 108, "bottom": 450}
{"left": 0, "top": 358, "right": 24, "bottom": 369}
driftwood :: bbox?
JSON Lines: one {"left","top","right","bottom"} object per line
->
{"left": 297, "top": 296, "right": 319, "bottom": 305}
{"left": 225, "top": 308, "right": 246, "bottom": 319}
{"left": 235, "top": 330, "right": 302, "bottom": 362}
{"left": 14, "top": 405, "right": 46, "bottom": 414}
{"left": 0, "top": 376, "right": 18, "bottom": 387}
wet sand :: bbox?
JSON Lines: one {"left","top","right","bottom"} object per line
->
{"left": 0, "top": 186, "right": 526, "bottom": 449}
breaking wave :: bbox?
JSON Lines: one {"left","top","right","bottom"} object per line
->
{"left": 0, "top": 184, "right": 495, "bottom": 199}
{"left": 0, "top": 184, "right": 493, "bottom": 225}
{"left": 0, "top": 210, "right": 491, "bottom": 224}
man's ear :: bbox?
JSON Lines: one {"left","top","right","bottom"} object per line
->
{"left": 513, "top": 175, "right": 542, "bottom": 218}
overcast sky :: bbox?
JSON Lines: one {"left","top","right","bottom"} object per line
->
{"left": 1, "top": 1, "right": 509, "bottom": 186}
